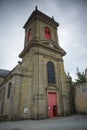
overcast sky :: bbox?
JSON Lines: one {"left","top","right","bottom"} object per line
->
{"left": 0, "top": 0, "right": 87, "bottom": 80}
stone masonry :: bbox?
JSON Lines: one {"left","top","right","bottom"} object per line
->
{"left": 0, "top": 7, "right": 74, "bottom": 121}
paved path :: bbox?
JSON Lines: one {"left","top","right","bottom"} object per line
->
{"left": 0, "top": 115, "right": 87, "bottom": 130}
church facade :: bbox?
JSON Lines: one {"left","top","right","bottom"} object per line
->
{"left": 0, "top": 7, "right": 74, "bottom": 121}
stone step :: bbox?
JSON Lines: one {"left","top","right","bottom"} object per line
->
{"left": 0, "top": 115, "right": 8, "bottom": 122}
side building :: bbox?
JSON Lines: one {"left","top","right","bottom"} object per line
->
{"left": 0, "top": 7, "right": 74, "bottom": 121}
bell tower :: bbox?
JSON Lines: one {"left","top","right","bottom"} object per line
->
{"left": 18, "top": 7, "right": 71, "bottom": 119}
{"left": 21, "top": 6, "right": 60, "bottom": 50}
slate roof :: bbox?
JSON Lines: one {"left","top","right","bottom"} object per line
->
{"left": 0, "top": 69, "right": 10, "bottom": 77}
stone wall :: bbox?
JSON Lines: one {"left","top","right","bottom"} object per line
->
{"left": 0, "top": 77, "right": 4, "bottom": 85}
{"left": 75, "top": 82, "right": 87, "bottom": 114}
{"left": 0, "top": 84, "right": 5, "bottom": 115}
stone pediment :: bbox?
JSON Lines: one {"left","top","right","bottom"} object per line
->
{"left": 41, "top": 41, "right": 66, "bottom": 56}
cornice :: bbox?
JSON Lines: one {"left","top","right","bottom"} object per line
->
{"left": 19, "top": 40, "right": 66, "bottom": 58}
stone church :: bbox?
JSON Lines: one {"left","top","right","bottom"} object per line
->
{"left": 0, "top": 7, "right": 74, "bottom": 121}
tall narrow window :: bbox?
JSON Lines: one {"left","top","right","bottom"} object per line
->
{"left": 28, "top": 28, "right": 32, "bottom": 41}
{"left": 7, "top": 82, "right": 11, "bottom": 98}
{"left": 45, "top": 27, "right": 51, "bottom": 40}
{"left": 47, "top": 61, "right": 56, "bottom": 84}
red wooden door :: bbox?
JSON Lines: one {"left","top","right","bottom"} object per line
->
{"left": 48, "top": 92, "right": 57, "bottom": 118}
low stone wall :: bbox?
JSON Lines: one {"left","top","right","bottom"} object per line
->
{"left": 74, "top": 82, "right": 87, "bottom": 114}
{"left": 0, "top": 115, "right": 8, "bottom": 122}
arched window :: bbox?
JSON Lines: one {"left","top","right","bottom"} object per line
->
{"left": 28, "top": 28, "right": 32, "bottom": 41}
{"left": 7, "top": 82, "right": 11, "bottom": 98}
{"left": 47, "top": 61, "right": 56, "bottom": 84}
{"left": 45, "top": 27, "right": 51, "bottom": 40}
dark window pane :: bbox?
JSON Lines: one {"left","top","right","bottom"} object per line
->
{"left": 47, "top": 61, "right": 56, "bottom": 84}
{"left": 7, "top": 82, "right": 11, "bottom": 98}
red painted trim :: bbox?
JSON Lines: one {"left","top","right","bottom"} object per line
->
{"left": 28, "top": 28, "right": 32, "bottom": 41}
{"left": 45, "top": 27, "right": 51, "bottom": 40}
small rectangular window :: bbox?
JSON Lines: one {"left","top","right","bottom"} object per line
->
{"left": 7, "top": 83, "right": 11, "bottom": 98}
{"left": 28, "top": 28, "right": 32, "bottom": 41}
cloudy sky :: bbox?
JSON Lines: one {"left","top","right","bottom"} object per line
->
{"left": 0, "top": 0, "right": 87, "bottom": 80}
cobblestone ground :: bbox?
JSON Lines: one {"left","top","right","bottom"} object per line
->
{"left": 0, "top": 115, "right": 87, "bottom": 130}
